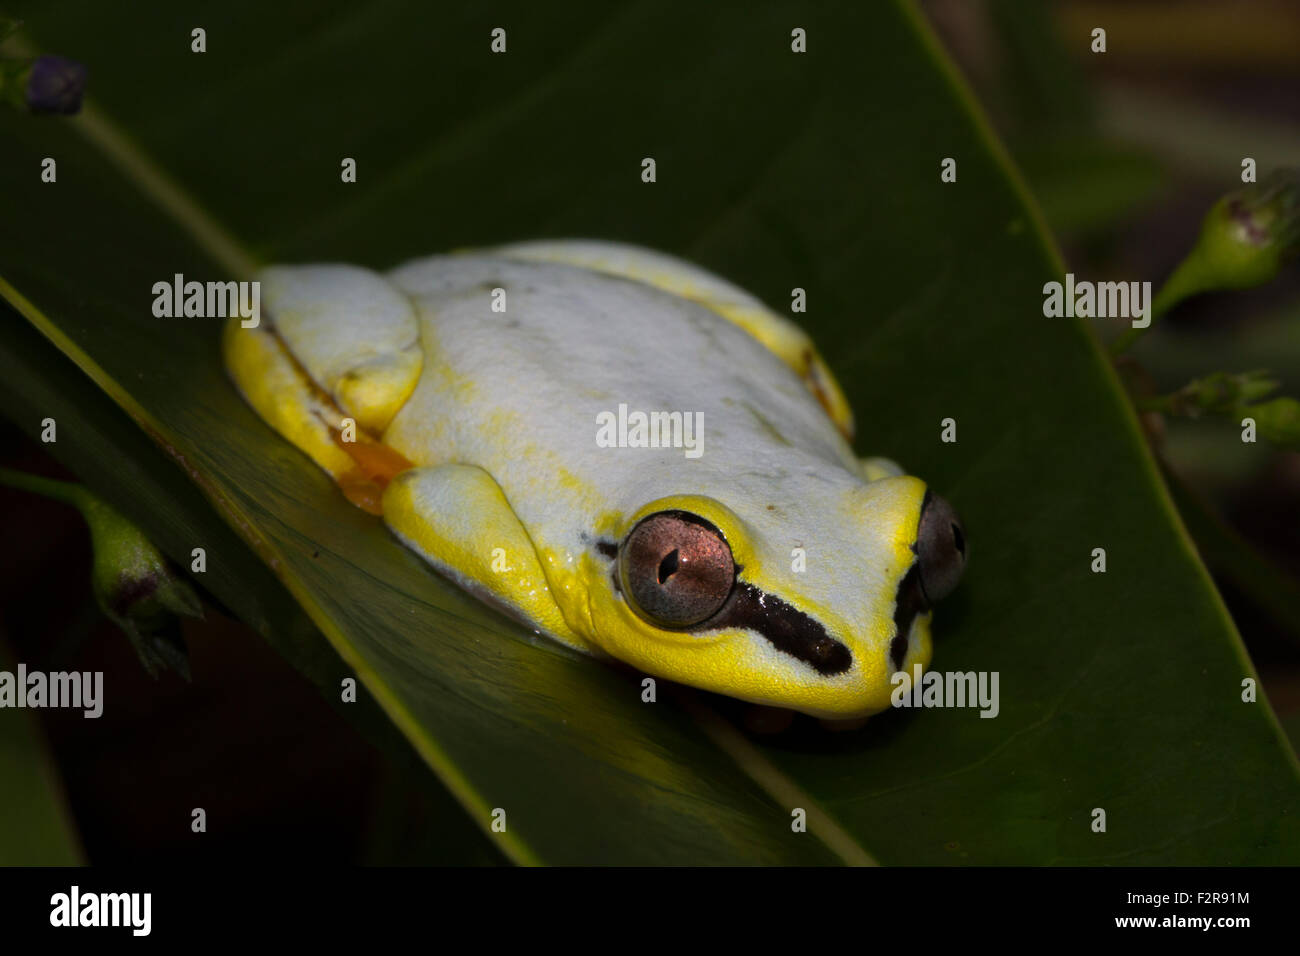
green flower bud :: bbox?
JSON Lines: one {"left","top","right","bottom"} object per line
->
{"left": 80, "top": 496, "right": 202, "bottom": 678}
{"left": 0, "top": 468, "right": 201, "bottom": 677}
{"left": 1110, "top": 169, "right": 1300, "bottom": 356}
{"left": 1191, "top": 170, "right": 1300, "bottom": 292}
{"left": 1179, "top": 370, "right": 1279, "bottom": 417}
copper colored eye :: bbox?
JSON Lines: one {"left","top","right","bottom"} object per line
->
{"left": 619, "top": 511, "right": 736, "bottom": 628}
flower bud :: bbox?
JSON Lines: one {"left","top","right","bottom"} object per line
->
{"left": 23, "top": 54, "right": 87, "bottom": 115}
{"left": 1176, "top": 370, "right": 1279, "bottom": 417}
{"left": 81, "top": 497, "right": 201, "bottom": 678}
{"left": 1191, "top": 169, "right": 1300, "bottom": 292}
{"left": 0, "top": 468, "right": 200, "bottom": 677}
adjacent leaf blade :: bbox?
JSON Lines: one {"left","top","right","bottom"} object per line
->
{"left": 0, "top": 641, "right": 83, "bottom": 866}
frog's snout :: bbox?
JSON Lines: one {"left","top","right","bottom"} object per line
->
{"left": 914, "top": 492, "right": 966, "bottom": 605}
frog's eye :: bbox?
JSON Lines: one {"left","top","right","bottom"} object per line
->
{"left": 619, "top": 511, "right": 736, "bottom": 629}
{"left": 916, "top": 493, "right": 967, "bottom": 603}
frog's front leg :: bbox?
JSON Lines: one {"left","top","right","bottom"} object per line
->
{"left": 382, "top": 464, "right": 591, "bottom": 652}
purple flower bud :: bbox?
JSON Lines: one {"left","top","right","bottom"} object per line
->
{"left": 24, "top": 54, "right": 87, "bottom": 115}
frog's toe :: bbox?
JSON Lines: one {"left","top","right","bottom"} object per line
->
{"left": 381, "top": 464, "right": 590, "bottom": 652}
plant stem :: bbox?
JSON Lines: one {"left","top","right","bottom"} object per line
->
{"left": 1108, "top": 254, "right": 1207, "bottom": 357}
{"left": 0, "top": 466, "right": 89, "bottom": 510}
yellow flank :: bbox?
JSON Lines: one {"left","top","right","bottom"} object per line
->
{"left": 221, "top": 317, "right": 354, "bottom": 478}
{"left": 381, "top": 465, "right": 591, "bottom": 652}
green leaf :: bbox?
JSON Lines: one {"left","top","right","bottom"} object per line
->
{"left": 0, "top": 639, "right": 83, "bottom": 865}
{"left": 2, "top": 0, "right": 1297, "bottom": 864}
{"left": 0, "top": 303, "right": 508, "bottom": 864}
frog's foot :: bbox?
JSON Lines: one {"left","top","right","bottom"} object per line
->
{"left": 381, "top": 464, "right": 591, "bottom": 653}
{"left": 223, "top": 264, "right": 425, "bottom": 514}
{"left": 859, "top": 456, "right": 906, "bottom": 482}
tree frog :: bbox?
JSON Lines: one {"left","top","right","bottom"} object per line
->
{"left": 223, "top": 240, "right": 966, "bottom": 719}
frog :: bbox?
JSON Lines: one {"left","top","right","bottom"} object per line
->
{"left": 222, "top": 239, "right": 966, "bottom": 719}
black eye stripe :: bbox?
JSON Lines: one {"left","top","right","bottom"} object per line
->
{"left": 890, "top": 562, "right": 927, "bottom": 671}
{"left": 699, "top": 582, "right": 851, "bottom": 676}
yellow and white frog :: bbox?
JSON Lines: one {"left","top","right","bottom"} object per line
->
{"left": 223, "top": 240, "right": 965, "bottom": 719}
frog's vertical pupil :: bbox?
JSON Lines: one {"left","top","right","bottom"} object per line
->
{"left": 658, "top": 549, "right": 680, "bottom": 584}
{"left": 952, "top": 523, "right": 965, "bottom": 556}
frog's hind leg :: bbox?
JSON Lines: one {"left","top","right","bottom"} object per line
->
{"left": 382, "top": 464, "right": 591, "bottom": 652}
{"left": 222, "top": 317, "right": 355, "bottom": 479}
{"left": 257, "top": 264, "right": 424, "bottom": 435}
{"left": 223, "top": 264, "right": 426, "bottom": 514}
